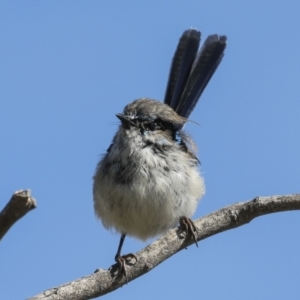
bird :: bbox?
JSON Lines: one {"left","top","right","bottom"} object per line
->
{"left": 93, "top": 29, "right": 227, "bottom": 277}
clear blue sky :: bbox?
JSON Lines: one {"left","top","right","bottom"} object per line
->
{"left": 1, "top": 1, "right": 300, "bottom": 299}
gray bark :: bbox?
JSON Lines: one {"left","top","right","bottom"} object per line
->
{"left": 28, "top": 194, "right": 300, "bottom": 300}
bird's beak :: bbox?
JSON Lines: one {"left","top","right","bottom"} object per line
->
{"left": 116, "top": 113, "right": 136, "bottom": 127}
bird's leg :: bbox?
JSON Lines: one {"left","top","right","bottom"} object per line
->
{"left": 114, "top": 234, "right": 137, "bottom": 279}
{"left": 179, "top": 216, "right": 198, "bottom": 247}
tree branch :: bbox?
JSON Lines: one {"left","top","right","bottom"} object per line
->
{"left": 0, "top": 190, "right": 36, "bottom": 241}
{"left": 28, "top": 194, "right": 300, "bottom": 300}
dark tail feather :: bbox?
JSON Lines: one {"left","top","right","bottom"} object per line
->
{"left": 177, "top": 35, "right": 227, "bottom": 118}
{"left": 164, "top": 30, "right": 227, "bottom": 119}
{"left": 164, "top": 29, "right": 200, "bottom": 110}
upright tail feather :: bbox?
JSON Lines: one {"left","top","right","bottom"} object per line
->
{"left": 164, "top": 29, "right": 200, "bottom": 111}
{"left": 164, "top": 29, "right": 227, "bottom": 119}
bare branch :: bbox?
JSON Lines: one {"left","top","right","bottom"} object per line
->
{"left": 0, "top": 190, "right": 36, "bottom": 241}
{"left": 28, "top": 194, "right": 300, "bottom": 300}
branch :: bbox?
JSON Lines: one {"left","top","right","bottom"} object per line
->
{"left": 28, "top": 194, "right": 300, "bottom": 300}
{"left": 0, "top": 190, "right": 36, "bottom": 241}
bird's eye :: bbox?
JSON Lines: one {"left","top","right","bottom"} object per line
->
{"left": 146, "top": 122, "right": 157, "bottom": 131}
{"left": 144, "top": 121, "right": 163, "bottom": 131}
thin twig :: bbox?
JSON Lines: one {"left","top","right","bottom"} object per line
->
{"left": 0, "top": 190, "right": 36, "bottom": 241}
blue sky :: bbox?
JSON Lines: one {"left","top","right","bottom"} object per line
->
{"left": 1, "top": 1, "right": 300, "bottom": 299}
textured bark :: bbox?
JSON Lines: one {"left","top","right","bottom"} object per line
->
{"left": 0, "top": 190, "right": 36, "bottom": 241}
{"left": 28, "top": 194, "right": 300, "bottom": 300}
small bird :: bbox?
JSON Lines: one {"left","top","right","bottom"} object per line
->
{"left": 93, "top": 29, "right": 227, "bottom": 276}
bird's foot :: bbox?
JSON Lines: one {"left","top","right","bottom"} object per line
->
{"left": 115, "top": 253, "right": 137, "bottom": 282}
{"left": 179, "top": 216, "right": 198, "bottom": 247}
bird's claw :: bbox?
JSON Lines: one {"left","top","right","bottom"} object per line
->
{"left": 115, "top": 253, "right": 137, "bottom": 282}
{"left": 179, "top": 216, "right": 198, "bottom": 247}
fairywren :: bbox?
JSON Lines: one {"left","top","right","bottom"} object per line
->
{"left": 93, "top": 29, "right": 227, "bottom": 275}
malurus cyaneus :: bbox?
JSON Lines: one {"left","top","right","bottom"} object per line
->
{"left": 93, "top": 29, "right": 227, "bottom": 276}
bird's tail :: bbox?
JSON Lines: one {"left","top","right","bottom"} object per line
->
{"left": 164, "top": 29, "right": 227, "bottom": 119}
